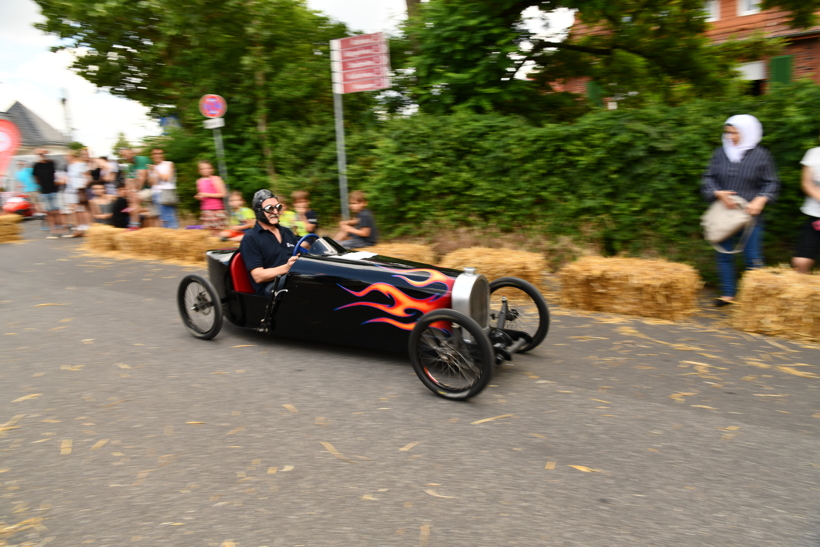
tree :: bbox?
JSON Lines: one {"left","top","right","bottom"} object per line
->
{"left": 403, "top": 0, "right": 802, "bottom": 119}
{"left": 112, "top": 132, "right": 131, "bottom": 154}
{"left": 33, "top": 0, "right": 378, "bottom": 195}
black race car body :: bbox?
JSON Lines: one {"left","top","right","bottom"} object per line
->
{"left": 178, "top": 236, "right": 549, "bottom": 400}
{"left": 206, "top": 246, "right": 463, "bottom": 353}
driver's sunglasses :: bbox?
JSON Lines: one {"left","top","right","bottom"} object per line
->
{"left": 263, "top": 204, "right": 283, "bottom": 214}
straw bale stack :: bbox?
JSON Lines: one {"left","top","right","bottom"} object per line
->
{"left": 559, "top": 256, "right": 701, "bottom": 320}
{"left": 0, "top": 214, "right": 23, "bottom": 243}
{"left": 360, "top": 243, "right": 437, "bottom": 264}
{"left": 731, "top": 268, "right": 820, "bottom": 342}
{"left": 438, "top": 247, "right": 547, "bottom": 288}
{"left": 83, "top": 225, "right": 236, "bottom": 265}
{"left": 85, "top": 224, "right": 124, "bottom": 252}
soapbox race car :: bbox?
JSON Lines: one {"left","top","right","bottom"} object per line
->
{"left": 177, "top": 235, "right": 549, "bottom": 400}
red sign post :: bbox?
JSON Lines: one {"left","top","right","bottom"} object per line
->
{"left": 329, "top": 33, "right": 392, "bottom": 219}
{"left": 199, "top": 94, "right": 230, "bottom": 210}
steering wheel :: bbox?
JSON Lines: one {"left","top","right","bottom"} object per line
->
{"left": 293, "top": 234, "right": 320, "bottom": 256}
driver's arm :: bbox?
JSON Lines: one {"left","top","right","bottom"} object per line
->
{"left": 250, "top": 256, "right": 298, "bottom": 284}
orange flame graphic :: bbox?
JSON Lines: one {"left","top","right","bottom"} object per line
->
{"left": 337, "top": 268, "right": 455, "bottom": 330}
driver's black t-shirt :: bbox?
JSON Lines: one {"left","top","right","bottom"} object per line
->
{"left": 239, "top": 222, "right": 300, "bottom": 294}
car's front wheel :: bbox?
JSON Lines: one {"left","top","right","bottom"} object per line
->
{"left": 177, "top": 275, "right": 223, "bottom": 340}
{"left": 489, "top": 277, "right": 549, "bottom": 353}
{"left": 409, "top": 309, "right": 494, "bottom": 400}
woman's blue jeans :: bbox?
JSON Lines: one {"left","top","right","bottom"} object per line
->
{"left": 715, "top": 221, "right": 764, "bottom": 298}
{"left": 159, "top": 204, "right": 179, "bottom": 229}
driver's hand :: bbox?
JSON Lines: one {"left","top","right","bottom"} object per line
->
{"left": 284, "top": 255, "right": 299, "bottom": 271}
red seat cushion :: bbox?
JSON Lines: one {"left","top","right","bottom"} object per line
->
{"left": 230, "top": 252, "right": 255, "bottom": 294}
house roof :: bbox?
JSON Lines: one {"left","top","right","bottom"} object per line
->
{"left": 1, "top": 101, "right": 68, "bottom": 147}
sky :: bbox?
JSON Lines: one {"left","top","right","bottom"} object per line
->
{"left": 0, "top": 0, "right": 571, "bottom": 157}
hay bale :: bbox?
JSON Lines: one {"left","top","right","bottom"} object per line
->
{"left": 0, "top": 214, "right": 23, "bottom": 243}
{"left": 438, "top": 247, "right": 547, "bottom": 288}
{"left": 85, "top": 224, "right": 124, "bottom": 252}
{"left": 360, "top": 243, "right": 437, "bottom": 264}
{"left": 559, "top": 256, "right": 701, "bottom": 320}
{"left": 83, "top": 226, "right": 236, "bottom": 265}
{"left": 731, "top": 268, "right": 820, "bottom": 343}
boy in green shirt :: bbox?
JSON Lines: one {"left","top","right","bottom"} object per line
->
{"left": 221, "top": 191, "right": 255, "bottom": 241}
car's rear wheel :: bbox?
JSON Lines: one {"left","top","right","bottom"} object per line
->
{"left": 177, "top": 275, "right": 223, "bottom": 340}
{"left": 489, "top": 277, "right": 549, "bottom": 353}
{"left": 409, "top": 309, "right": 494, "bottom": 400}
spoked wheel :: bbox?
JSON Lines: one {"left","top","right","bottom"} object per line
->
{"left": 409, "top": 309, "right": 494, "bottom": 400}
{"left": 177, "top": 275, "right": 223, "bottom": 340}
{"left": 489, "top": 277, "right": 549, "bottom": 353}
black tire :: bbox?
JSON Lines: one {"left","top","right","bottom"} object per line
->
{"left": 489, "top": 277, "right": 549, "bottom": 353}
{"left": 409, "top": 309, "right": 494, "bottom": 400}
{"left": 177, "top": 275, "right": 223, "bottom": 340}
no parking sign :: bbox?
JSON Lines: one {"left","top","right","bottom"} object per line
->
{"left": 199, "top": 94, "right": 227, "bottom": 118}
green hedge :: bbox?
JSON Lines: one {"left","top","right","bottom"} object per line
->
{"left": 162, "top": 81, "right": 820, "bottom": 282}
{"left": 343, "top": 81, "right": 820, "bottom": 280}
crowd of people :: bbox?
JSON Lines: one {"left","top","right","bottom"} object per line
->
{"left": 14, "top": 147, "right": 380, "bottom": 250}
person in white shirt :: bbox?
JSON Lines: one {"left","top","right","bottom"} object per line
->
{"left": 792, "top": 144, "right": 820, "bottom": 273}
{"left": 63, "top": 150, "right": 91, "bottom": 237}
{"left": 149, "top": 148, "right": 178, "bottom": 229}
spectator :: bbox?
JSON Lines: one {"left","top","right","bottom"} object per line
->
{"left": 97, "top": 156, "right": 118, "bottom": 195}
{"left": 292, "top": 190, "right": 318, "bottom": 234}
{"left": 149, "top": 148, "right": 178, "bottom": 229}
{"left": 220, "top": 191, "right": 255, "bottom": 241}
{"left": 194, "top": 160, "right": 227, "bottom": 235}
{"left": 277, "top": 195, "right": 302, "bottom": 235}
{"left": 119, "top": 147, "right": 150, "bottom": 229}
{"left": 334, "top": 190, "right": 378, "bottom": 249}
{"left": 792, "top": 137, "right": 820, "bottom": 273}
{"left": 15, "top": 160, "right": 39, "bottom": 214}
{"left": 64, "top": 150, "right": 91, "bottom": 237}
{"left": 32, "top": 149, "right": 63, "bottom": 238}
{"left": 89, "top": 181, "right": 114, "bottom": 224}
{"left": 110, "top": 182, "right": 130, "bottom": 229}
{"left": 701, "top": 115, "right": 780, "bottom": 306}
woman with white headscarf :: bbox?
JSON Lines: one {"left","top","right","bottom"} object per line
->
{"left": 702, "top": 114, "right": 780, "bottom": 306}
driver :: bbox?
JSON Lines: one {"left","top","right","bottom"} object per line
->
{"left": 239, "top": 190, "right": 300, "bottom": 296}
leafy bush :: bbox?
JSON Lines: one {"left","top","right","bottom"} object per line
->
{"left": 350, "top": 81, "right": 820, "bottom": 280}
{"left": 152, "top": 81, "right": 820, "bottom": 283}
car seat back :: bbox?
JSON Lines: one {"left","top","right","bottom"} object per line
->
{"left": 230, "top": 252, "right": 255, "bottom": 294}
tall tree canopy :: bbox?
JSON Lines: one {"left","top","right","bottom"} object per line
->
{"left": 405, "top": 0, "right": 812, "bottom": 119}
{"left": 34, "top": 0, "right": 376, "bottom": 191}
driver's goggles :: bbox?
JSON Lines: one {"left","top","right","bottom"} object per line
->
{"left": 262, "top": 204, "right": 283, "bottom": 214}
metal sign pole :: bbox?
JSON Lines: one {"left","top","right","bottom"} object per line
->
{"left": 212, "top": 127, "right": 231, "bottom": 212}
{"left": 333, "top": 92, "right": 350, "bottom": 221}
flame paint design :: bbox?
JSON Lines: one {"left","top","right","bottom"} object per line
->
{"left": 336, "top": 268, "right": 455, "bottom": 330}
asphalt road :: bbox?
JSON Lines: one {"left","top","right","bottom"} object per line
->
{"left": 2, "top": 222, "right": 819, "bottom": 546}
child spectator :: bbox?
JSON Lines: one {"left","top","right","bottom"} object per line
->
{"left": 194, "top": 160, "right": 227, "bottom": 235}
{"left": 88, "top": 182, "right": 114, "bottom": 224}
{"left": 335, "top": 190, "right": 378, "bottom": 249}
{"left": 277, "top": 195, "right": 302, "bottom": 235}
{"left": 292, "top": 190, "right": 318, "bottom": 234}
{"left": 110, "top": 182, "right": 130, "bottom": 229}
{"left": 220, "top": 191, "right": 255, "bottom": 241}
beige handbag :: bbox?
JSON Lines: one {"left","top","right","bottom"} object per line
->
{"left": 700, "top": 195, "right": 756, "bottom": 254}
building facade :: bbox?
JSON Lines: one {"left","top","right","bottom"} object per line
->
{"left": 563, "top": 1, "right": 820, "bottom": 98}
